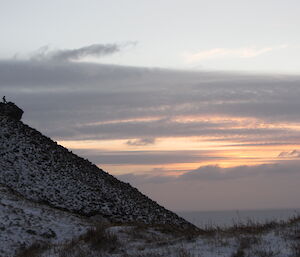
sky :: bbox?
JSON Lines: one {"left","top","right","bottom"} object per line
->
{"left": 1, "top": 0, "right": 300, "bottom": 211}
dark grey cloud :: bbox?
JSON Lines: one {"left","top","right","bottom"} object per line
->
{"left": 278, "top": 150, "right": 300, "bottom": 158}
{"left": 118, "top": 172, "right": 173, "bottom": 185}
{"left": 1, "top": 58, "right": 300, "bottom": 145}
{"left": 31, "top": 43, "right": 130, "bottom": 62}
{"left": 117, "top": 161, "right": 300, "bottom": 185}
{"left": 126, "top": 138, "right": 156, "bottom": 146}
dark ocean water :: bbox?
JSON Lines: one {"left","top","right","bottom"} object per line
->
{"left": 177, "top": 208, "right": 300, "bottom": 228}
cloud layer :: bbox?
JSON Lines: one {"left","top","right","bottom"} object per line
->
{"left": 2, "top": 58, "right": 300, "bottom": 144}
{"left": 118, "top": 160, "right": 300, "bottom": 184}
{"left": 30, "top": 43, "right": 135, "bottom": 62}
{"left": 126, "top": 138, "right": 156, "bottom": 146}
{"left": 117, "top": 160, "right": 300, "bottom": 211}
{"left": 2, "top": 48, "right": 300, "bottom": 211}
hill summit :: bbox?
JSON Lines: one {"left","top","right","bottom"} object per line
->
{"left": 0, "top": 101, "right": 23, "bottom": 120}
{"left": 0, "top": 102, "right": 195, "bottom": 230}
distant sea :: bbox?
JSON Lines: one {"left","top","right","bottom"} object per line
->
{"left": 177, "top": 208, "right": 300, "bottom": 228}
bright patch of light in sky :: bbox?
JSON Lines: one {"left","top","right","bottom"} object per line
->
{"left": 184, "top": 45, "right": 288, "bottom": 62}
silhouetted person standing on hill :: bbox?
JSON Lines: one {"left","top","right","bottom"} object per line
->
{"left": 2, "top": 96, "right": 7, "bottom": 103}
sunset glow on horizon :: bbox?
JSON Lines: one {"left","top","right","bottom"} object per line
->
{"left": 58, "top": 114, "right": 300, "bottom": 176}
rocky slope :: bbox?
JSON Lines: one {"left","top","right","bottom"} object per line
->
{"left": 0, "top": 102, "right": 195, "bottom": 230}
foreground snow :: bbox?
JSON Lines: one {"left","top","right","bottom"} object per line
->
{"left": 35, "top": 222, "right": 300, "bottom": 257}
{"left": 40, "top": 222, "right": 300, "bottom": 257}
{"left": 2, "top": 182, "right": 300, "bottom": 257}
{"left": 0, "top": 184, "right": 90, "bottom": 257}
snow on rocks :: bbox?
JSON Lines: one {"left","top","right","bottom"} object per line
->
{"left": 0, "top": 109, "right": 196, "bottom": 230}
{"left": 0, "top": 184, "right": 89, "bottom": 257}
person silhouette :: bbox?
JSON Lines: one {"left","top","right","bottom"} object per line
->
{"left": 2, "top": 96, "right": 7, "bottom": 103}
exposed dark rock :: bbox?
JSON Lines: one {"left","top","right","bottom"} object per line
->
{"left": 0, "top": 102, "right": 24, "bottom": 120}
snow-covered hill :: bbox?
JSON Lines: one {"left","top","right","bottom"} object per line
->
{"left": 0, "top": 103, "right": 195, "bottom": 228}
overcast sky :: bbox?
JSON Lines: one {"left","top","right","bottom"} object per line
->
{"left": 1, "top": 0, "right": 300, "bottom": 211}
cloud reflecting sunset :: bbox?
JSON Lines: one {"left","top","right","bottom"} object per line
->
{"left": 2, "top": 57, "right": 300, "bottom": 210}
